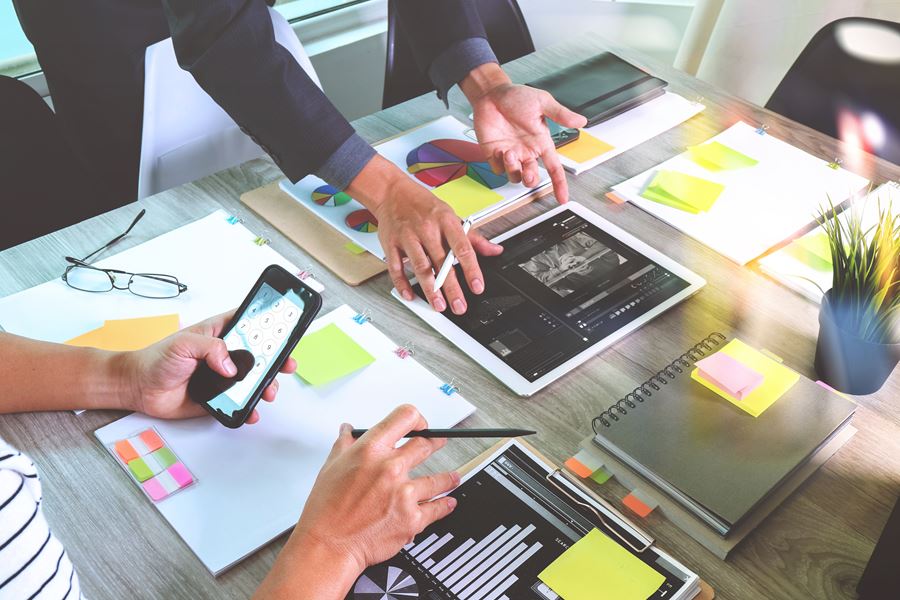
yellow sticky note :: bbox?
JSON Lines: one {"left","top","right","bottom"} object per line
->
{"left": 688, "top": 141, "right": 759, "bottom": 171}
{"left": 558, "top": 131, "right": 615, "bottom": 163}
{"left": 432, "top": 175, "right": 504, "bottom": 218}
{"left": 785, "top": 231, "right": 833, "bottom": 272}
{"left": 641, "top": 170, "right": 724, "bottom": 214}
{"left": 344, "top": 242, "right": 367, "bottom": 255}
{"left": 65, "top": 314, "right": 180, "bottom": 351}
{"left": 539, "top": 529, "right": 665, "bottom": 600}
{"left": 291, "top": 323, "right": 375, "bottom": 386}
{"left": 691, "top": 339, "right": 800, "bottom": 417}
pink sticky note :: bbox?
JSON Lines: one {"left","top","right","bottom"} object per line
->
{"left": 167, "top": 462, "right": 194, "bottom": 488}
{"left": 142, "top": 478, "right": 169, "bottom": 501}
{"left": 696, "top": 352, "right": 764, "bottom": 399}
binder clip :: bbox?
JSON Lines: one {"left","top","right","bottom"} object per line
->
{"left": 225, "top": 215, "right": 242, "bottom": 225}
{"left": 296, "top": 268, "right": 315, "bottom": 282}
{"left": 693, "top": 95, "right": 705, "bottom": 106}
{"left": 827, "top": 158, "right": 843, "bottom": 170}
{"left": 439, "top": 380, "right": 460, "bottom": 396}
{"left": 755, "top": 124, "right": 769, "bottom": 136}
{"left": 253, "top": 236, "right": 270, "bottom": 247}
{"left": 352, "top": 310, "right": 372, "bottom": 325}
{"left": 394, "top": 342, "right": 415, "bottom": 359}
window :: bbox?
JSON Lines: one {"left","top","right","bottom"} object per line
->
{"left": 0, "top": 4, "right": 38, "bottom": 78}
{"left": 274, "top": 0, "right": 373, "bottom": 22}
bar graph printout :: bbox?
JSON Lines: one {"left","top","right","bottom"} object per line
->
{"left": 345, "top": 441, "right": 699, "bottom": 600}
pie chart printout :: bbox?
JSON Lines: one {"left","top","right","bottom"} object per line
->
{"left": 352, "top": 565, "right": 419, "bottom": 599}
{"left": 312, "top": 184, "right": 353, "bottom": 207}
{"left": 406, "top": 139, "right": 508, "bottom": 190}
{"left": 345, "top": 209, "right": 379, "bottom": 233}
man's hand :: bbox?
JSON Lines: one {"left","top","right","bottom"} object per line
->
{"left": 121, "top": 312, "right": 296, "bottom": 422}
{"left": 462, "top": 63, "right": 587, "bottom": 203}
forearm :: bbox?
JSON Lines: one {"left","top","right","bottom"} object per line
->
{"left": 0, "top": 333, "right": 129, "bottom": 414}
{"left": 254, "top": 531, "right": 362, "bottom": 599}
{"left": 343, "top": 154, "right": 410, "bottom": 214}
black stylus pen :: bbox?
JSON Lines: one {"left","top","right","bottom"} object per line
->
{"left": 350, "top": 428, "right": 537, "bottom": 439}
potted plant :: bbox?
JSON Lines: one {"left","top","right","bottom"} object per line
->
{"left": 814, "top": 194, "right": 900, "bottom": 395}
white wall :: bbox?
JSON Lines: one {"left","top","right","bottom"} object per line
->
{"left": 696, "top": 0, "right": 900, "bottom": 106}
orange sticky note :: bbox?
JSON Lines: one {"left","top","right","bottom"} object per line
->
{"left": 565, "top": 457, "right": 594, "bottom": 479}
{"left": 623, "top": 492, "right": 654, "bottom": 518}
{"left": 114, "top": 440, "right": 139, "bottom": 463}
{"left": 65, "top": 314, "right": 180, "bottom": 352}
{"left": 606, "top": 192, "right": 627, "bottom": 205}
{"left": 139, "top": 429, "right": 165, "bottom": 453}
{"left": 558, "top": 131, "right": 614, "bottom": 163}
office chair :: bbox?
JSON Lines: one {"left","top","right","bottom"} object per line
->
{"left": 767, "top": 17, "right": 900, "bottom": 166}
{"left": 0, "top": 76, "right": 113, "bottom": 251}
{"left": 382, "top": 0, "right": 535, "bottom": 109}
{"left": 137, "top": 7, "right": 322, "bottom": 200}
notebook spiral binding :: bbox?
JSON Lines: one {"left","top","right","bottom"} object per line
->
{"left": 592, "top": 332, "right": 727, "bottom": 433}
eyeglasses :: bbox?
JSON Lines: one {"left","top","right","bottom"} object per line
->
{"left": 61, "top": 210, "right": 188, "bottom": 299}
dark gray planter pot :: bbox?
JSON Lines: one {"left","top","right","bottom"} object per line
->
{"left": 814, "top": 292, "right": 900, "bottom": 395}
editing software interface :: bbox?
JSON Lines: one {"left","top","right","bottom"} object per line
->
{"left": 416, "top": 210, "right": 691, "bottom": 382}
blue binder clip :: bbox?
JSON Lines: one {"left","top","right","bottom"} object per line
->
{"left": 756, "top": 124, "right": 769, "bottom": 136}
{"left": 352, "top": 310, "right": 371, "bottom": 325}
{"left": 225, "top": 215, "right": 242, "bottom": 225}
{"left": 439, "top": 381, "right": 460, "bottom": 396}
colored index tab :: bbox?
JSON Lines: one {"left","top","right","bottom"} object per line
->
{"left": 538, "top": 529, "right": 665, "bottom": 600}
{"left": 691, "top": 339, "right": 800, "bottom": 417}
{"left": 640, "top": 170, "right": 724, "bottom": 214}
{"left": 785, "top": 231, "right": 833, "bottom": 272}
{"left": 291, "top": 323, "right": 375, "bottom": 386}
{"left": 688, "top": 141, "right": 759, "bottom": 171}
{"left": 432, "top": 175, "right": 504, "bottom": 218}
{"left": 65, "top": 314, "right": 180, "bottom": 352}
{"left": 558, "top": 131, "right": 615, "bottom": 163}
{"left": 344, "top": 242, "right": 367, "bottom": 255}
{"left": 695, "top": 352, "right": 764, "bottom": 400}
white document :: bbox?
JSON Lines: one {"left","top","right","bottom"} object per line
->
{"left": 560, "top": 92, "right": 705, "bottom": 174}
{"left": 94, "top": 304, "right": 476, "bottom": 575}
{"left": 279, "top": 116, "right": 550, "bottom": 259}
{"left": 757, "top": 182, "right": 898, "bottom": 303}
{"left": 612, "top": 121, "right": 871, "bottom": 265}
{"left": 0, "top": 210, "right": 322, "bottom": 343}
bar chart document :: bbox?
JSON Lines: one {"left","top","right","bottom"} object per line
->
{"left": 345, "top": 440, "right": 700, "bottom": 600}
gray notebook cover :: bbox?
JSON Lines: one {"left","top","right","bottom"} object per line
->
{"left": 593, "top": 348, "right": 855, "bottom": 534}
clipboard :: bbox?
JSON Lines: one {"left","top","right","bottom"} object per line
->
{"left": 455, "top": 439, "right": 716, "bottom": 600}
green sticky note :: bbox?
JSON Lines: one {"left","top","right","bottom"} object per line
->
{"left": 688, "top": 141, "right": 759, "bottom": 171}
{"left": 291, "top": 323, "right": 376, "bottom": 386}
{"left": 127, "top": 458, "right": 154, "bottom": 482}
{"left": 641, "top": 170, "right": 725, "bottom": 214}
{"left": 590, "top": 467, "right": 612, "bottom": 485}
{"left": 151, "top": 447, "right": 177, "bottom": 469}
{"left": 344, "top": 242, "right": 367, "bottom": 255}
{"left": 539, "top": 529, "right": 665, "bottom": 600}
{"left": 785, "top": 231, "right": 833, "bottom": 271}
{"left": 432, "top": 175, "right": 504, "bottom": 218}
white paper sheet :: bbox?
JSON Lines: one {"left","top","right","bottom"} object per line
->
{"left": 560, "top": 92, "right": 705, "bottom": 174}
{"left": 95, "top": 304, "right": 476, "bottom": 575}
{"left": 612, "top": 121, "right": 871, "bottom": 265}
{"left": 0, "top": 210, "right": 322, "bottom": 343}
{"left": 279, "top": 116, "right": 550, "bottom": 259}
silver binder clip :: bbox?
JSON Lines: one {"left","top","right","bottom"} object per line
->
{"left": 694, "top": 95, "right": 705, "bottom": 106}
{"left": 756, "top": 124, "right": 769, "bottom": 136}
{"left": 394, "top": 342, "right": 415, "bottom": 359}
{"left": 439, "top": 380, "right": 460, "bottom": 396}
{"left": 352, "top": 310, "right": 372, "bottom": 325}
{"left": 225, "top": 215, "right": 243, "bottom": 225}
{"left": 827, "top": 158, "right": 843, "bottom": 170}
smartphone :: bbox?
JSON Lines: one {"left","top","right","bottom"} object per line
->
{"left": 191, "top": 265, "right": 322, "bottom": 428}
{"left": 547, "top": 119, "right": 581, "bottom": 148}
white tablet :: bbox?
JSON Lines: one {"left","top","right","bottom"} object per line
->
{"left": 392, "top": 202, "right": 706, "bottom": 396}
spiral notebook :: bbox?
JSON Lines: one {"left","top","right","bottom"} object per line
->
{"left": 591, "top": 334, "right": 856, "bottom": 536}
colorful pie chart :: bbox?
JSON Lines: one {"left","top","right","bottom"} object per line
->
{"left": 311, "top": 184, "right": 352, "bottom": 207}
{"left": 407, "top": 139, "right": 508, "bottom": 190}
{"left": 345, "top": 209, "right": 378, "bottom": 233}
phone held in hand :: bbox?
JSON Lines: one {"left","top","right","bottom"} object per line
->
{"left": 191, "top": 264, "right": 322, "bottom": 428}
{"left": 547, "top": 119, "right": 581, "bottom": 148}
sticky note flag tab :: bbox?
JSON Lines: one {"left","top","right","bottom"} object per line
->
{"left": 558, "top": 131, "right": 615, "bottom": 163}
{"left": 696, "top": 352, "right": 764, "bottom": 400}
{"left": 127, "top": 458, "right": 155, "bottom": 482}
{"left": 291, "top": 323, "right": 375, "bottom": 386}
{"left": 590, "top": 466, "right": 612, "bottom": 485}
{"left": 688, "top": 141, "right": 759, "bottom": 171}
{"left": 566, "top": 449, "right": 606, "bottom": 479}
{"left": 565, "top": 457, "right": 594, "bottom": 479}
{"left": 432, "top": 175, "right": 504, "bottom": 218}
{"left": 785, "top": 231, "right": 833, "bottom": 272}
{"left": 114, "top": 440, "right": 139, "bottom": 463}
{"left": 344, "top": 242, "right": 367, "bottom": 255}
{"left": 691, "top": 339, "right": 800, "bottom": 417}
{"left": 640, "top": 170, "right": 724, "bottom": 214}
{"left": 65, "top": 314, "right": 180, "bottom": 352}
{"left": 539, "top": 529, "right": 665, "bottom": 600}
{"left": 623, "top": 490, "right": 658, "bottom": 518}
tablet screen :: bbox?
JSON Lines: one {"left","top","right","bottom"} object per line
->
{"left": 414, "top": 209, "right": 692, "bottom": 382}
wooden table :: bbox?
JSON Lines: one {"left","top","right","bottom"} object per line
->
{"left": 1, "top": 36, "right": 898, "bottom": 600}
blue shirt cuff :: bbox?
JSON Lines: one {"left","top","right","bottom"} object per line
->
{"left": 428, "top": 37, "right": 498, "bottom": 106}
{"left": 313, "top": 133, "right": 377, "bottom": 190}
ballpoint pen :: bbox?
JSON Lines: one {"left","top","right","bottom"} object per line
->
{"left": 433, "top": 218, "right": 473, "bottom": 292}
{"left": 350, "top": 428, "right": 537, "bottom": 439}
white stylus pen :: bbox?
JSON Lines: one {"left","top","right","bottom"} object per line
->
{"left": 433, "top": 219, "right": 473, "bottom": 292}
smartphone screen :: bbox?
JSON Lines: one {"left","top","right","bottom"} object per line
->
{"left": 205, "top": 282, "right": 309, "bottom": 418}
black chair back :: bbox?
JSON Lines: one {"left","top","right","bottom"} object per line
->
{"left": 766, "top": 17, "right": 900, "bottom": 166}
{"left": 383, "top": 0, "right": 535, "bottom": 109}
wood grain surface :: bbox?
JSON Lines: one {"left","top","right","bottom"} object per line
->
{"left": 1, "top": 35, "right": 898, "bottom": 600}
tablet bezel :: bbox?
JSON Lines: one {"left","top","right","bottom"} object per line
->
{"left": 392, "top": 202, "right": 706, "bottom": 397}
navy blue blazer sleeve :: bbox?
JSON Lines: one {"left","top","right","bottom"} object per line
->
{"left": 160, "top": 0, "right": 374, "bottom": 188}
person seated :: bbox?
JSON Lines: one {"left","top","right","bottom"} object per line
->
{"left": 0, "top": 314, "right": 457, "bottom": 598}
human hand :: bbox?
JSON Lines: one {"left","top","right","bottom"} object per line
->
{"left": 121, "top": 312, "right": 297, "bottom": 422}
{"left": 462, "top": 63, "right": 587, "bottom": 202}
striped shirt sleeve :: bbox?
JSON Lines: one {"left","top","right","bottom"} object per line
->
{"left": 0, "top": 439, "right": 83, "bottom": 599}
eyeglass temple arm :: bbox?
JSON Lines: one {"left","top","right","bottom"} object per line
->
{"left": 79, "top": 209, "right": 147, "bottom": 263}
